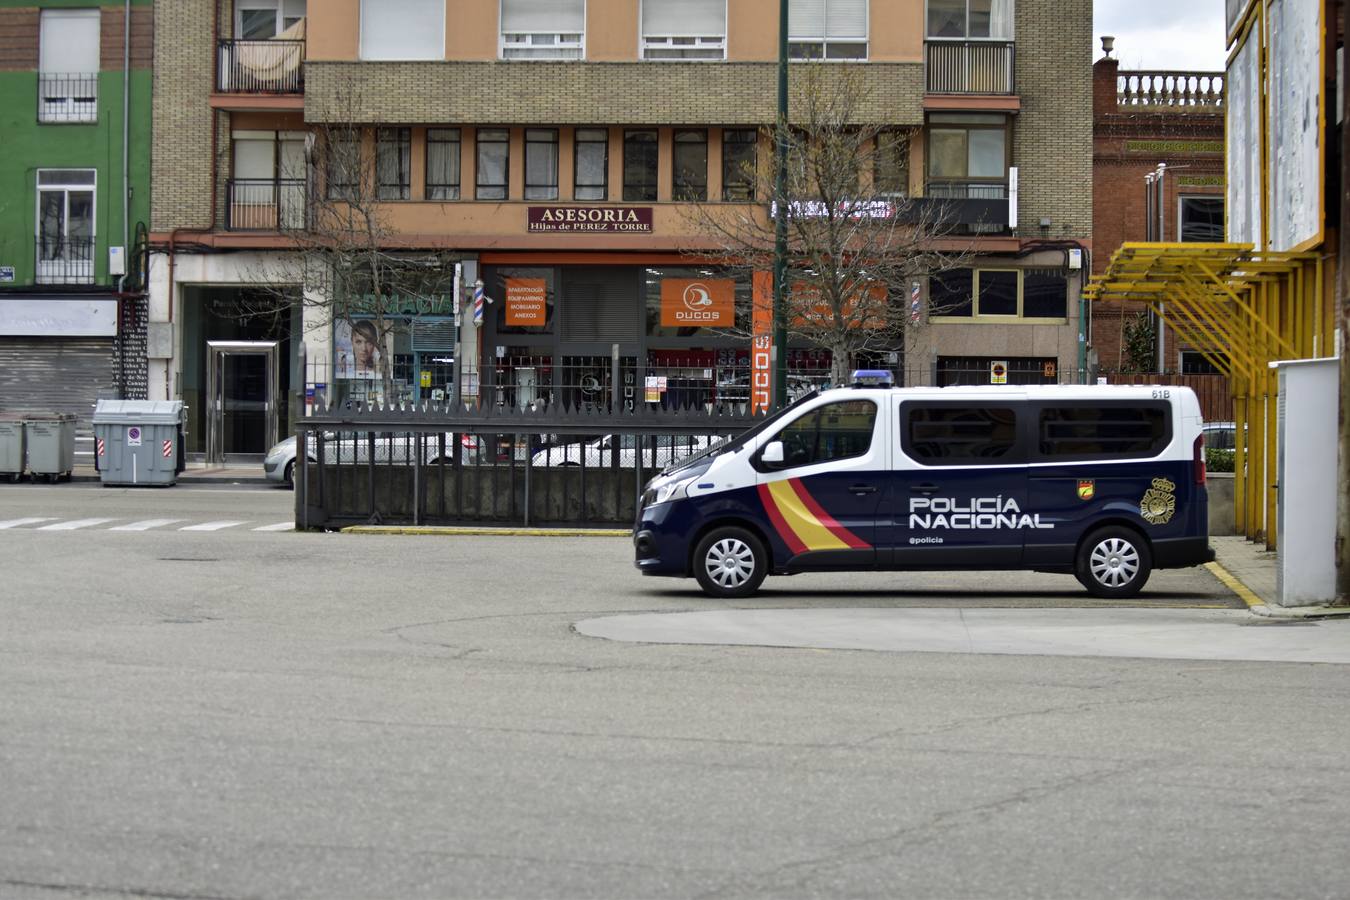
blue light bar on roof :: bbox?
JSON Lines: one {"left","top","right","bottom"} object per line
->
{"left": 851, "top": 369, "right": 894, "bottom": 388}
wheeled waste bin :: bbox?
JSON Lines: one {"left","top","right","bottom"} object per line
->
{"left": 0, "top": 414, "right": 25, "bottom": 482}
{"left": 25, "top": 413, "right": 77, "bottom": 482}
{"left": 92, "top": 400, "right": 187, "bottom": 487}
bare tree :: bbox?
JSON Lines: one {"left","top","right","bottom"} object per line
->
{"left": 683, "top": 65, "right": 975, "bottom": 386}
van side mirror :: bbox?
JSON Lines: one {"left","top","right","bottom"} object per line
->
{"left": 761, "top": 441, "right": 784, "bottom": 464}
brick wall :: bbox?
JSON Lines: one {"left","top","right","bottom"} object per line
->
{"left": 0, "top": 5, "right": 152, "bottom": 72}
{"left": 150, "top": 0, "right": 215, "bottom": 231}
{"left": 0, "top": 9, "right": 39, "bottom": 70}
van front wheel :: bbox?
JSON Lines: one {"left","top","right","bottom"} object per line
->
{"left": 1076, "top": 527, "right": 1152, "bottom": 598}
{"left": 693, "top": 526, "right": 768, "bottom": 598}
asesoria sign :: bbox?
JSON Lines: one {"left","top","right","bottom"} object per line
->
{"left": 527, "top": 206, "right": 654, "bottom": 233}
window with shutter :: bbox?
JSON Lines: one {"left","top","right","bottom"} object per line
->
{"left": 788, "top": 0, "right": 867, "bottom": 60}
{"left": 501, "top": 0, "right": 585, "bottom": 59}
{"left": 38, "top": 9, "right": 100, "bottom": 123}
{"left": 642, "top": 0, "right": 726, "bottom": 60}
{"left": 360, "top": 0, "right": 443, "bottom": 60}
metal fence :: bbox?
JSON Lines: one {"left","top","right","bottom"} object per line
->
{"left": 225, "top": 179, "right": 307, "bottom": 231}
{"left": 35, "top": 234, "right": 95, "bottom": 285}
{"left": 37, "top": 73, "right": 98, "bottom": 123}
{"left": 217, "top": 39, "right": 305, "bottom": 94}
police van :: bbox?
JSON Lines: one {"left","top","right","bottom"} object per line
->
{"left": 634, "top": 372, "right": 1214, "bottom": 599}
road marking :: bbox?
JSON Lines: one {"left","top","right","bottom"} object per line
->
{"left": 253, "top": 521, "right": 294, "bottom": 532}
{"left": 109, "top": 519, "right": 186, "bottom": 532}
{"left": 1204, "top": 561, "right": 1265, "bottom": 611}
{"left": 37, "top": 518, "right": 117, "bottom": 531}
{"left": 179, "top": 520, "right": 248, "bottom": 532}
{"left": 0, "top": 517, "right": 56, "bottom": 529}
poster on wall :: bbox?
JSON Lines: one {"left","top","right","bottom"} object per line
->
{"left": 1266, "top": 0, "right": 1323, "bottom": 252}
{"left": 333, "top": 318, "right": 381, "bottom": 380}
{"left": 505, "top": 278, "right": 548, "bottom": 327}
{"left": 1226, "top": 23, "right": 1263, "bottom": 247}
{"left": 660, "top": 278, "right": 734, "bottom": 327}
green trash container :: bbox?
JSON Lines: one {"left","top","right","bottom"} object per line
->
{"left": 0, "top": 414, "right": 24, "bottom": 482}
{"left": 92, "top": 400, "right": 187, "bottom": 487}
{"left": 24, "top": 413, "right": 77, "bottom": 482}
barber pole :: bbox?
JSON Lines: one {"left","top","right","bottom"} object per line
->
{"left": 473, "top": 281, "right": 485, "bottom": 325}
{"left": 910, "top": 281, "right": 921, "bottom": 325}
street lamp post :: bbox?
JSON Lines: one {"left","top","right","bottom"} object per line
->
{"left": 772, "top": 0, "right": 789, "bottom": 409}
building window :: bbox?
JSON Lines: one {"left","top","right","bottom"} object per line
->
{"left": 926, "top": 113, "right": 1008, "bottom": 198}
{"left": 789, "top": 0, "right": 868, "bottom": 60}
{"left": 1180, "top": 350, "right": 1226, "bottom": 375}
{"left": 237, "top": 0, "right": 307, "bottom": 39}
{"left": 36, "top": 169, "right": 96, "bottom": 285}
{"left": 672, "top": 130, "right": 708, "bottom": 201}
{"left": 874, "top": 130, "right": 909, "bottom": 197}
{"left": 376, "top": 127, "right": 412, "bottom": 200}
{"left": 325, "top": 132, "right": 362, "bottom": 201}
{"left": 38, "top": 9, "right": 100, "bottom": 123}
{"left": 229, "top": 129, "right": 307, "bottom": 230}
{"left": 1179, "top": 195, "right": 1224, "bottom": 242}
{"left": 642, "top": 0, "right": 726, "bottom": 59}
{"left": 931, "top": 268, "right": 1068, "bottom": 321}
{"left": 624, "top": 129, "right": 659, "bottom": 202}
{"left": 360, "top": 0, "right": 443, "bottom": 60}
{"left": 927, "top": 0, "right": 1014, "bottom": 39}
{"left": 500, "top": 0, "right": 584, "bottom": 60}
{"left": 574, "top": 128, "right": 608, "bottom": 200}
{"left": 525, "top": 129, "right": 559, "bottom": 200}
{"left": 426, "top": 128, "right": 461, "bottom": 201}
{"left": 476, "top": 128, "right": 510, "bottom": 200}
{"left": 722, "top": 129, "right": 757, "bottom": 201}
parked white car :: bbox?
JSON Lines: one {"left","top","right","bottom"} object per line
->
{"left": 530, "top": 434, "right": 716, "bottom": 469}
{"left": 263, "top": 432, "right": 482, "bottom": 487}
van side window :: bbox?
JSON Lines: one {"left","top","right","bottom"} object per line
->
{"left": 772, "top": 400, "right": 876, "bottom": 468}
{"left": 1038, "top": 404, "right": 1169, "bottom": 460}
{"left": 905, "top": 406, "right": 1017, "bottom": 463}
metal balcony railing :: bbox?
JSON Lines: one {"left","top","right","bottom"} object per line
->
{"left": 35, "top": 234, "right": 96, "bottom": 284}
{"left": 1117, "top": 71, "right": 1224, "bottom": 110}
{"left": 925, "top": 40, "right": 1015, "bottom": 95}
{"left": 226, "top": 179, "right": 308, "bottom": 231}
{"left": 217, "top": 39, "right": 305, "bottom": 94}
{"left": 37, "top": 73, "right": 98, "bottom": 122}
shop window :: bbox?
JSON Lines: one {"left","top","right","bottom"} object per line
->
{"left": 926, "top": 0, "right": 1015, "bottom": 40}
{"left": 376, "top": 127, "right": 411, "bottom": 200}
{"left": 38, "top": 9, "right": 100, "bottom": 123}
{"left": 476, "top": 129, "right": 510, "bottom": 200}
{"left": 489, "top": 267, "right": 555, "bottom": 335}
{"left": 500, "top": 0, "right": 584, "bottom": 59}
{"left": 722, "top": 129, "right": 757, "bottom": 201}
{"left": 645, "top": 267, "right": 750, "bottom": 338}
{"left": 426, "top": 128, "right": 461, "bottom": 200}
{"left": 926, "top": 113, "right": 1008, "bottom": 198}
{"left": 1180, "top": 195, "right": 1224, "bottom": 242}
{"left": 574, "top": 128, "right": 608, "bottom": 200}
{"left": 874, "top": 130, "right": 909, "bottom": 198}
{"left": 673, "top": 130, "right": 708, "bottom": 202}
{"left": 904, "top": 406, "right": 1018, "bottom": 464}
{"left": 360, "top": 0, "right": 443, "bottom": 60}
{"left": 931, "top": 268, "right": 1067, "bottom": 321}
{"left": 624, "top": 130, "right": 659, "bottom": 202}
{"left": 524, "top": 129, "right": 559, "bottom": 200}
{"left": 642, "top": 0, "right": 726, "bottom": 59}
{"left": 788, "top": 0, "right": 868, "bottom": 60}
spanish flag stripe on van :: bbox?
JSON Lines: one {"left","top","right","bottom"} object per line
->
{"left": 756, "top": 483, "right": 808, "bottom": 555}
{"left": 787, "top": 478, "right": 871, "bottom": 550}
{"left": 759, "top": 479, "right": 870, "bottom": 553}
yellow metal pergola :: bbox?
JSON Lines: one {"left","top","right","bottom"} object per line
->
{"left": 1085, "top": 243, "right": 1334, "bottom": 547}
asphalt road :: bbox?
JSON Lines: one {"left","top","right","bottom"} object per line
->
{"left": 2, "top": 484, "right": 1348, "bottom": 899}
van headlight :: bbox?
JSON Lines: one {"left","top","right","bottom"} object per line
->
{"left": 646, "top": 474, "right": 697, "bottom": 507}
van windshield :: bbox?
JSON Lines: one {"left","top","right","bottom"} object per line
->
{"left": 663, "top": 389, "right": 820, "bottom": 474}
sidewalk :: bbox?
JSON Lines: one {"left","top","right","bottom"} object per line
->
{"left": 1208, "top": 534, "right": 1349, "bottom": 617}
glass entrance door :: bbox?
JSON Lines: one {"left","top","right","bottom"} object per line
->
{"left": 206, "top": 341, "right": 279, "bottom": 463}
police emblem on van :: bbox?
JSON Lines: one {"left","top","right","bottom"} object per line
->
{"left": 1140, "top": 477, "right": 1177, "bottom": 525}
{"left": 1077, "top": 480, "right": 1095, "bottom": 501}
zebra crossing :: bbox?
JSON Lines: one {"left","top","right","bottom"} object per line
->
{"left": 0, "top": 516, "right": 294, "bottom": 533}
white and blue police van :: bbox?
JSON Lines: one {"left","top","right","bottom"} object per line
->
{"left": 634, "top": 371, "right": 1214, "bottom": 598}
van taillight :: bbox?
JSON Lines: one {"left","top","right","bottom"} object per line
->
{"left": 1193, "top": 434, "right": 1206, "bottom": 485}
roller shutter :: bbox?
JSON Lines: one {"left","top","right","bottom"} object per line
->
{"left": 0, "top": 338, "right": 115, "bottom": 428}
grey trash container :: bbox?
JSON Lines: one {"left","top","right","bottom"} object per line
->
{"left": 0, "top": 414, "right": 25, "bottom": 482}
{"left": 92, "top": 400, "right": 187, "bottom": 487}
{"left": 25, "top": 413, "right": 77, "bottom": 482}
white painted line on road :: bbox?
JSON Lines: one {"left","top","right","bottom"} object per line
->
{"left": 179, "top": 520, "right": 248, "bottom": 532}
{"left": 109, "top": 519, "right": 186, "bottom": 532}
{"left": 37, "top": 518, "right": 117, "bottom": 531}
{"left": 253, "top": 522, "right": 295, "bottom": 532}
{"left": 0, "top": 517, "right": 56, "bottom": 529}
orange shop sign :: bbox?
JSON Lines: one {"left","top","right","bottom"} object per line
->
{"left": 505, "top": 278, "right": 548, "bottom": 327}
{"left": 660, "top": 278, "right": 734, "bottom": 327}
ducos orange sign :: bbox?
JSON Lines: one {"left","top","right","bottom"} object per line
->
{"left": 505, "top": 278, "right": 548, "bottom": 327}
{"left": 660, "top": 279, "right": 734, "bottom": 327}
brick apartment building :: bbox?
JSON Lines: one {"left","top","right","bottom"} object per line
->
{"left": 1090, "top": 39, "right": 1225, "bottom": 374}
{"left": 148, "top": 0, "right": 1091, "bottom": 462}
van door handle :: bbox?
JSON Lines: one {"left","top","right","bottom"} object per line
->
{"left": 910, "top": 483, "right": 940, "bottom": 495}
{"left": 849, "top": 484, "right": 876, "bottom": 494}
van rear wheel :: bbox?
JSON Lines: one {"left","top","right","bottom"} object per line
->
{"left": 693, "top": 526, "right": 768, "bottom": 598}
{"left": 1076, "top": 526, "right": 1152, "bottom": 598}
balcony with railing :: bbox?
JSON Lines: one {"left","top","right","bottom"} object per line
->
{"left": 920, "top": 181, "right": 1009, "bottom": 234}
{"left": 226, "top": 179, "right": 307, "bottom": 231}
{"left": 1116, "top": 71, "right": 1224, "bottom": 111}
{"left": 37, "top": 73, "right": 98, "bottom": 123}
{"left": 925, "top": 41, "right": 1015, "bottom": 95}
{"left": 35, "top": 235, "right": 95, "bottom": 285}
{"left": 217, "top": 39, "right": 305, "bottom": 94}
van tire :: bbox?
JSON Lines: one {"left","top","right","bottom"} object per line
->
{"left": 693, "top": 526, "right": 768, "bottom": 598}
{"left": 1076, "top": 526, "right": 1152, "bottom": 598}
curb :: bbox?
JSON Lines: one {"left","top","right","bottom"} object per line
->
{"left": 1204, "top": 561, "right": 1350, "bottom": 619}
{"left": 342, "top": 525, "right": 631, "bottom": 537}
